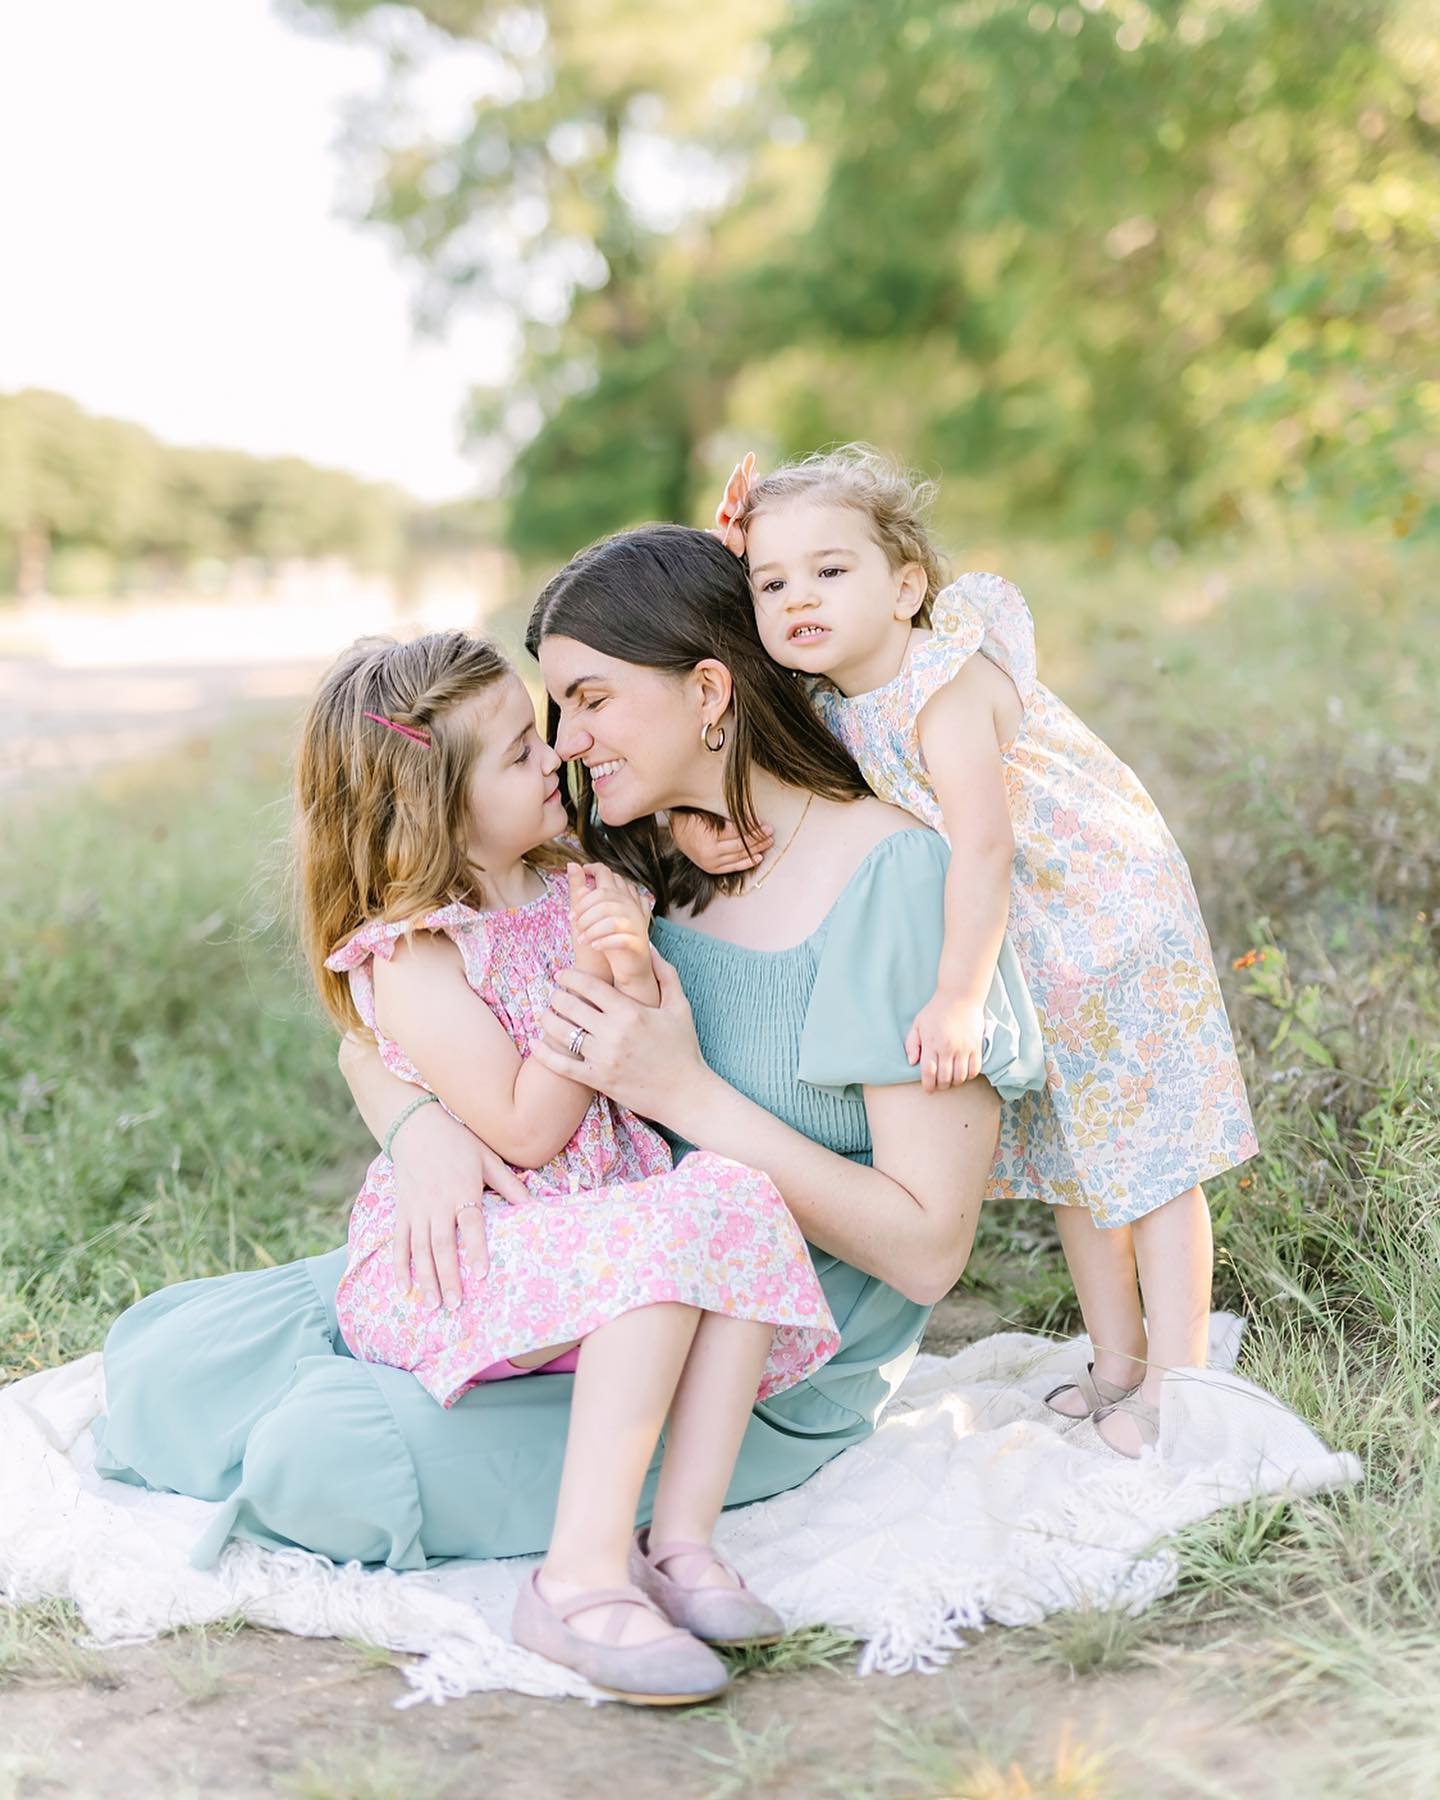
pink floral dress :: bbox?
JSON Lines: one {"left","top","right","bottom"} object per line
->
{"left": 808, "top": 573, "right": 1258, "bottom": 1226}
{"left": 325, "top": 876, "right": 839, "bottom": 1406}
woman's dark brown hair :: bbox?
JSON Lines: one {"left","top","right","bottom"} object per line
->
{"left": 525, "top": 524, "right": 869, "bottom": 911}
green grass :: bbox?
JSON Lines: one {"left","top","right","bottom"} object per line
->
{"left": 2, "top": 527, "right": 1438, "bottom": 1790}
{"left": 0, "top": 733, "right": 364, "bottom": 1378}
{"left": 0, "top": 1598, "right": 117, "bottom": 1689}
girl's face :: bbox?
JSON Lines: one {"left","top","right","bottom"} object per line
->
{"left": 457, "top": 673, "right": 565, "bottom": 873}
{"left": 539, "top": 637, "right": 725, "bottom": 826}
{"left": 744, "top": 498, "right": 923, "bottom": 682}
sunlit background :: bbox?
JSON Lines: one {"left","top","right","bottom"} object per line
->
{"left": 5, "top": 17, "right": 1440, "bottom": 1782}
{"left": 0, "top": 0, "right": 1435, "bottom": 784}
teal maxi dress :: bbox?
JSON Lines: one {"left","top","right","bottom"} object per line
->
{"left": 94, "top": 828, "right": 1043, "bottom": 1570}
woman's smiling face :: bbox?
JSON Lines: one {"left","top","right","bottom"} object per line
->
{"left": 540, "top": 636, "right": 726, "bottom": 826}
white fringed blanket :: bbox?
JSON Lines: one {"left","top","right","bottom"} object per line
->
{"left": 0, "top": 1318, "right": 1360, "bottom": 1706}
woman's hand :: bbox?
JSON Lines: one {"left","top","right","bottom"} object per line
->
{"left": 668, "top": 807, "right": 773, "bottom": 876}
{"left": 711, "top": 451, "right": 756, "bottom": 557}
{"left": 389, "top": 1103, "right": 529, "bottom": 1309}
{"left": 532, "top": 953, "right": 709, "bottom": 1126}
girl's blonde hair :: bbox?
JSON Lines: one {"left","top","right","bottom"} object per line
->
{"left": 295, "top": 629, "right": 552, "bottom": 1035}
{"left": 735, "top": 443, "right": 947, "bottom": 625}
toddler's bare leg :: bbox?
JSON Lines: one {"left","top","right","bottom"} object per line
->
{"left": 1095, "top": 1184, "right": 1213, "bottom": 1453}
{"left": 647, "top": 1314, "right": 775, "bottom": 1588}
{"left": 1048, "top": 1205, "right": 1148, "bottom": 1417}
{"left": 540, "top": 1301, "right": 700, "bottom": 1643}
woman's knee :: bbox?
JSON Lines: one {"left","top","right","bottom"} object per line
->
{"left": 221, "top": 1359, "right": 427, "bottom": 1569}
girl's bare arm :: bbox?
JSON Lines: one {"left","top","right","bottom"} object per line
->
{"left": 372, "top": 933, "right": 592, "bottom": 1170}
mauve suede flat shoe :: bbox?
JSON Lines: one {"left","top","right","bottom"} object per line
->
{"left": 511, "top": 1570, "right": 729, "bottom": 1706}
{"left": 1043, "top": 1360, "right": 1142, "bottom": 1420}
{"left": 630, "top": 1530, "right": 785, "bottom": 1648}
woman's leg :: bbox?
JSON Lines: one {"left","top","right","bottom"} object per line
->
{"left": 646, "top": 1313, "right": 775, "bottom": 1587}
{"left": 1048, "top": 1205, "right": 1148, "bottom": 1416}
{"left": 539, "top": 1301, "right": 701, "bottom": 1644}
{"left": 1100, "top": 1183, "right": 1212, "bottom": 1451}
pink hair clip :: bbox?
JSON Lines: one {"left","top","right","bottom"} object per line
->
{"left": 364, "top": 710, "right": 432, "bottom": 747}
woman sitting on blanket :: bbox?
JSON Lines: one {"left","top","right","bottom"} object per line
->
{"left": 95, "top": 526, "right": 1044, "bottom": 1648}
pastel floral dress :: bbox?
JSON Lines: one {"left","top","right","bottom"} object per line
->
{"left": 809, "top": 572, "right": 1258, "bottom": 1226}
{"left": 325, "top": 876, "right": 839, "bottom": 1406}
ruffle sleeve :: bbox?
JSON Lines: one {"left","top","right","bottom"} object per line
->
{"left": 927, "top": 571, "right": 1039, "bottom": 707}
{"left": 797, "top": 829, "right": 1045, "bottom": 1104}
{"left": 324, "top": 903, "right": 489, "bottom": 1035}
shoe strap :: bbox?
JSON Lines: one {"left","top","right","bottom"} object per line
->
{"left": 1093, "top": 1393, "right": 1161, "bottom": 1451}
{"left": 1044, "top": 1365, "right": 1102, "bottom": 1412}
{"left": 643, "top": 1537, "right": 743, "bottom": 1589}
{"left": 553, "top": 1584, "right": 670, "bottom": 1644}
{"left": 1091, "top": 1364, "right": 1144, "bottom": 1407}
{"left": 1044, "top": 1363, "right": 1143, "bottom": 1414}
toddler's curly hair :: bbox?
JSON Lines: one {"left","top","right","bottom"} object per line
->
{"left": 735, "top": 443, "right": 947, "bottom": 625}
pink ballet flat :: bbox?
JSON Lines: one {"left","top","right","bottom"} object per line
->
{"left": 511, "top": 1570, "right": 729, "bottom": 1706}
{"left": 630, "top": 1530, "right": 785, "bottom": 1648}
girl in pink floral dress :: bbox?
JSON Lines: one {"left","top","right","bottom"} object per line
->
{"left": 294, "top": 629, "right": 837, "bottom": 1702}
{"left": 693, "top": 447, "right": 1258, "bottom": 1460}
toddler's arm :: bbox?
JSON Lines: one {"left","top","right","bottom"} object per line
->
{"left": 909, "top": 657, "right": 1018, "bottom": 1091}
{"left": 667, "top": 807, "right": 773, "bottom": 875}
{"left": 372, "top": 932, "right": 594, "bottom": 1170}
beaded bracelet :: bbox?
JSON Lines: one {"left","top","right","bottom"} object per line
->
{"left": 382, "top": 1093, "right": 441, "bottom": 1160}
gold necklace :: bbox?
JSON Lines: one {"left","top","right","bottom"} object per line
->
{"left": 742, "top": 793, "right": 814, "bottom": 894}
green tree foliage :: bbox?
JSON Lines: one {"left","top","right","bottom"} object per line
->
{"left": 0, "top": 390, "right": 416, "bottom": 596}
{"left": 290, "top": 0, "right": 1440, "bottom": 555}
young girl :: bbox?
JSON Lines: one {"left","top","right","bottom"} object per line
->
{"left": 295, "top": 628, "right": 839, "bottom": 1703}
{"left": 689, "top": 446, "right": 1258, "bottom": 1457}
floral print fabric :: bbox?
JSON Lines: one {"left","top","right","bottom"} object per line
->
{"left": 808, "top": 573, "right": 1258, "bottom": 1224}
{"left": 325, "top": 877, "right": 839, "bottom": 1405}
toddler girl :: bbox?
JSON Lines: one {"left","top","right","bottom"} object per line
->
{"left": 295, "top": 629, "right": 838, "bottom": 1702}
{"left": 688, "top": 446, "right": 1258, "bottom": 1456}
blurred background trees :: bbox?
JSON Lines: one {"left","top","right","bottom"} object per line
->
{"left": 293, "top": 0, "right": 1439, "bottom": 559}
{"left": 6, "top": 0, "right": 1434, "bottom": 596}
{"left": 0, "top": 389, "right": 422, "bottom": 596}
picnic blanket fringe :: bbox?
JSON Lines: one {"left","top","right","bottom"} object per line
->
{"left": 0, "top": 1318, "right": 1360, "bottom": 1706}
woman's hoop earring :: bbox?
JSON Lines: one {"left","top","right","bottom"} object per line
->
{"left": 702, "top": 720, "right": 726, "bottom": 753}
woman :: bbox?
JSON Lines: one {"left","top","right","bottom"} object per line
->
{"left": 95, "top": 525, "right": 1043, "bottom": 1571}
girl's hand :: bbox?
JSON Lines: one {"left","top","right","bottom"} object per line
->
{"left": 566, "top": 863, "right": 614, "bottom": 983}
{"left": 669, "top": 807, "right": 774, "bottom": 875}
{"left": 711, "top": 451, "right": 756, "bottom": 558}
{"left": 905, "top": 990, "right": 989, "bottom": 1093}
{"left": 570, "top": 864, "right": 657, "bottom": 1002}
{"left": 533, "top": 953, "right": 708, "bottom": 1124}
{"left": 388, "top": 1103, "right": 530, "bottom": 1309}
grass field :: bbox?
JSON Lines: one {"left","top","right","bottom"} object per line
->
{"left": 2, "top": 527, "right": 1438, "bottom": 1796}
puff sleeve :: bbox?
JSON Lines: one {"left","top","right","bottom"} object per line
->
{"left": 796, "top": 830, "right": 1045, "bottom": 1104}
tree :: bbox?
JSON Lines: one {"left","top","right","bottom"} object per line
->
{"left": 286, "top": 0, "right": 1440, "bottom": 553}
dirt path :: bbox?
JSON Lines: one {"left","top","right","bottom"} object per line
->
{"left": 0, "top": 585, "right": 487, "bottom": 797}
{"left": 0, "top": 650, "right": 328, "bottom": 795}
{"left": 0, "top": 1614, "right": 1294, "bottom": 1800}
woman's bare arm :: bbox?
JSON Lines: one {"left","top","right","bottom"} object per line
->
{"left": 665, "top": 1069, "right": 994, "bottom": 1304}
{"left": 534, "top": 959, "right": 998, "bottom": 1305}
